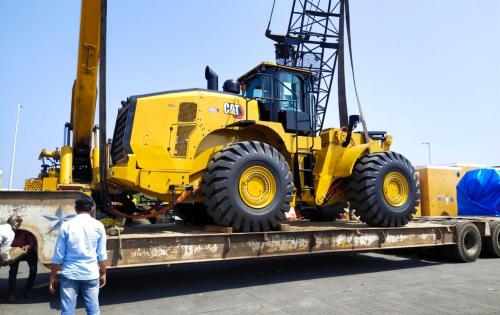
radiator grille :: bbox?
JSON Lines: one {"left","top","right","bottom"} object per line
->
{"left": 178, "top": 102, "right": 197, "bottom": 122}
{"left": 174, "top": 125, "right": 196, "bottom": 157}
{"left": 111, "top": 102, "right": 132, "bottom": 164}
{"left": 25, "top": 179, "right": 43, "bottom": 191}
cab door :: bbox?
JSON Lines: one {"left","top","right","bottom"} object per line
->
{"left": 275, "top": 70, "right": 313, "bottom": 135}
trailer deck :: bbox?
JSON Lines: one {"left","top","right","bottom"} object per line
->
{"left": 103, "top": 220, "right": 461, "bottom": 269}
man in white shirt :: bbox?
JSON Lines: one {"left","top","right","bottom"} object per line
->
{"left": 0, "top": 214, "right": 25, "bottom": 265}
{"left": 49, "top": 196, "right": 107, "bottom": 315}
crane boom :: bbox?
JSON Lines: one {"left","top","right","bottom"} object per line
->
{"left": 70, "top": 0, "right": 101, "bottom": 182}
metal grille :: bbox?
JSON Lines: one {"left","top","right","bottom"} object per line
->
{"left": 111, "top": 102, "right": 131, "bottom": 164}
{"left": 178, "top": 102, "right": 197, "bottom": 122}
{"left": 25, "top": 179, "right": 43, "bottom": 191}
{"left": 174, "top": 125, "right": 196, "bottom": 157}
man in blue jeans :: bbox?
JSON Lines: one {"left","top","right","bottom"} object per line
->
{"left": 49, "top": 196, "right": 107, "bottom": 315}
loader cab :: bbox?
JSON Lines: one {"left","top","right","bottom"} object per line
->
{"left": 239, "top": 62, "right": 315, "bottom": 135}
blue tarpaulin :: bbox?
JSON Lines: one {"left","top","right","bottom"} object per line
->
{"left": 457, "top": 168, "right": 500, "bottom": 216}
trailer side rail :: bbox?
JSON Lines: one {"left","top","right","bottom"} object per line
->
{"left": 103, "top": 222, "right": 455, "bottom": 268}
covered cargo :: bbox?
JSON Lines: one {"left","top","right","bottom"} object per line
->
{"left": 457, "top": 169, "right": 500, "bottom": 216}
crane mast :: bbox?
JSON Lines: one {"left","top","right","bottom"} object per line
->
{"left": 266, "top": 0, "right": 347, "bottom": 133}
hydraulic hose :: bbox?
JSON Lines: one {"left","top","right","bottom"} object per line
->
{"left": 107, "top": 189, "right": 197, "bottom": 220}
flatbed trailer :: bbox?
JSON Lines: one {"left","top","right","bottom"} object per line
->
{"left": 105, "top": 221, "right": 455, "bottom": 268}
{"left": 103, "top": 218, "right": 498, "bottom": 269}
{"left": 1, "top": 191, "right": 499, "bottom": 270}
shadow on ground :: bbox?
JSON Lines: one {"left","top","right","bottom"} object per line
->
{"left": 1, "top": 250, "right": 446, "bottom": 309}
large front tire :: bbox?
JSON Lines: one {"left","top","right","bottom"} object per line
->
{"left": 347, "top": 152, "right": 420, "bottom": 227}
{"left": 202, "top": 141, "right": 293, "bottom": 232}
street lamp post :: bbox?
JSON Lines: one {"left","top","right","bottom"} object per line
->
{"left": 9, "top": 104, "right": 23, "bottom": 190}
{"left": 421, "top": 142, "right": 431, "bottom": 165}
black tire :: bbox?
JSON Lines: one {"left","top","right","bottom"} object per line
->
{"left": 174, "top": 203, "right": 214, "bottom": 225}
{"left": 448, "top": 222, "right": 482, "bottom": 263}
{"left": 484, "top": 221, "right": 500, "bottom": 258}
{"left": 302, "top": 202, "right": 347, "bottom": 222}
{"left": 202, "top": 141, "right": 293, "bottom": 232}
{"left": 347, "top": 152, "right": 420, "bottom": 227}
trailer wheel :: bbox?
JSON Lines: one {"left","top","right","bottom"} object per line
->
{"left": 484, "top": 221, "right": 500, "bottom": 258}
{"left": 302, "top": 202, "right": 347, "bottom": 222}
{"left": 174, "top": 203, "right": 214, "bottom": 225}
{"left": 347, "top": 152, "right": 420, "bottom": 227}
{"left": 202, "top": 141, "right": 293, "bottom": 232}
{"left": 449, "top": 222, "right": 482, "bottom": 263}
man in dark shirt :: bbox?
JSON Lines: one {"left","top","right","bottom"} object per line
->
{"left": 7, "top": 230, "right": 38, "bottom": 303}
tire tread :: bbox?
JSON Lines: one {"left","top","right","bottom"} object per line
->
{"left": 202, "top": 141, "right": 292, "bottom": 232}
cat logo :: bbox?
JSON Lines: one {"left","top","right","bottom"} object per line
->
{"left": 223, "top": 102, "right": 244, "bottom": 119}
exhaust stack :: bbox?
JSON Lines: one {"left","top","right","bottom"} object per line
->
{"left": 205, "top": 66, "right": 218, "bottom": 91}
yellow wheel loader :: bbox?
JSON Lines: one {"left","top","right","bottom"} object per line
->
{"left": 4, "top": 0, "right": 420, "bottom": 233}
{"left": 107, "top": 61, "right": 419, "bottom": 231}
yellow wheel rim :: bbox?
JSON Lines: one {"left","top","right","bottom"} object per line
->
{"left": 383, "top": 171, "right": 409, "bottom": 207}
{"left": 239, "top": 166, "right": 276, "bottom": 209}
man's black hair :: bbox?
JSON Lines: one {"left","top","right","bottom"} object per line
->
{"left": 7, "top": 214, "right": 23, "bottom": 227}
{"left": 75, "top": 196, "right": 96, "bottom": 212}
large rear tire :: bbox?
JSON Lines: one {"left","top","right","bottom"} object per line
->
{"left": 202, "top": 141, "right": 293, "bottom": 232}
{"left": 347, "top": 152, "right": 420, "bottom": 227}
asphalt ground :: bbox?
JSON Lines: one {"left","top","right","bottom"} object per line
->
{"left": 0, "top": 250, "right": 499, "bottom": 314}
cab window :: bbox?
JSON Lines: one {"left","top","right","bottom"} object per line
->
{"left": 277, "top": 72, "right": 303, "bottom": 111}
{"left": 244, "top": 75, "right": 272, "bottom": 100}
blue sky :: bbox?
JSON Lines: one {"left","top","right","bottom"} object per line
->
{"left": 1, "top": 0, "right": 499, "bottom": 189}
